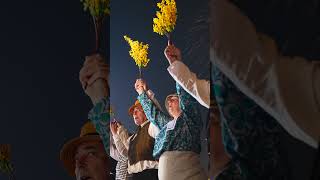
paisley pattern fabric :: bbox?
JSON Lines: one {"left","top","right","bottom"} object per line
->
{"left": 88, "top": 97, "right": 110, "bottom": 155}
{"left": 211, "top": 65, "right": 287, "bottom": 180}
{"left": 137, "top": 83, "right": 203, "bottom": 159}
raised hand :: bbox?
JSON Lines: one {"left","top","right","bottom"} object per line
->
{"left": 79, "top": 54, "right": 109, "bottom": 104}
{"left": 164, "top": 44, "right": 181, "bottom": 65}
{"left": 134, "top": 79, "right": 147, "bottom": 95}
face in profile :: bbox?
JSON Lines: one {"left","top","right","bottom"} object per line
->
{"left": 132, "top": 106, "right": 147, "bottom": 126}
{"left": 74, "top": 141, "right": 108, "bottom": 180}
{"left": 167, "top": 96, "right": 181, "bottom": 117}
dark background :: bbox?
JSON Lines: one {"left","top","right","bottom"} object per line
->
{"left": 0, "top": 0, "right": 109, "bottom": 179}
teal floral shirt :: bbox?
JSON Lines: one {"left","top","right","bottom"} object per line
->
{"left": 137, "top": 83, "right": 203, "bottom": 159}
{"left": 88, "top": 97, "right": 110, "bottom": 154}
{"left": 211, "top": 65, "right": 287, "bottom": 180}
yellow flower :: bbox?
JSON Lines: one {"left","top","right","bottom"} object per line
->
{"left": 153, "top": 0, "right": 177, "bottom": 36}
{"left": 124, "top": 35, "right": 150, "bottom": 68}
{"left": 80, "top": 0, "right": 110, "bottom": 17}
{"left": 0, "top": 145, "right": 10, "bottom": 161}
{"left": 0, "top": 144, "right": 13, "bottom": 175}
{"left": 109, "top": 106, "right": 115, "bottom": 117}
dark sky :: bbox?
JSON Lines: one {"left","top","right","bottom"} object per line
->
{"left": 0, "top": 0, "right": 108, "bottom": 179}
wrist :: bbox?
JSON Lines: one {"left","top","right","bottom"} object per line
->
{"left": 138, "top": 90, "right": 147, "bottom": 98}
{"left": 112, "top": 133, "right": 120, "bottom": 141}
{"left": 169, "top": 58, "right": 178, "bottom": 65}
{"left": 90, "top": 91, "right": 108, "bottom": 105}
{"left": 138, "top": 90, "right": 144, "bottom": 95}
{"left": 89, "top": 79, "right": 109, "bottom": 105}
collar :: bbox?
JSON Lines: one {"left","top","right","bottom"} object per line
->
{"left": 140, "top": 120, "right": 149, "bottom": 127}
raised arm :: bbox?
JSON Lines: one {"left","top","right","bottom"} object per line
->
{"left": 210, "top": 0, "right": 320, "bottom": 148}
{"left": 165, "top": 45, "right": 210, "bottom": 108}
{"left": 135, "top": 79, "right": 173, "bottom": 129}
{"left": 88, "top": 97, "right": 110, "bottom": 154}
{"left": 80, "top": 54, "right": 111, "bottom": 154}
{"left": 177, "top": 82, "right": 203, "bottom": 128}
{"left": 111, "top": 122, "right": 130, "bottom": 157}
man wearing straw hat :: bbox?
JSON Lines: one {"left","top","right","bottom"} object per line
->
{"left": 75, "top": 53, "right": 158, "bottom": 180}
{"left": 110, "top": 96, "right": 160, "bottom": 180}
{"left": 135, "top": 79, "right": 206, "bottom": 180}
{"left": 61, "top": 121, "right": 110, "bottom": 180}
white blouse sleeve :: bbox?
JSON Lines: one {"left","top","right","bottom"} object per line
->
{"left": 167, "top": 61, "right": 210, "bottom": 109}
{"left": 210, "top": 0, "right": 320, "bottom": 148}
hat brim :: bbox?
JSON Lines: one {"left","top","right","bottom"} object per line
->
{"left": 128, "top": 103, "right": 142, "bottom": 116}
{"left": 60, "top": 135, "right": 101, "bottom": 177}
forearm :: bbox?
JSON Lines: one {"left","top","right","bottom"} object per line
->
{"left": 138, "top": 92, "right": 172, "bottom": 128}
{"left": 88, "top": 79, "right": 109, "bottom": 105}
{"left": 113, "top": 134, "right": 129, "bottom": 157}
{"left": 168, "top": 61, "right": 210, "bottom": 108}
{"left": 88, "top": 97, "right": 110, "bottom": 154}
{"left": 177, "top": 83, "right": 200, "bottom": 114}
{"left": 117, "top": 125, "right": 130, "bottom": 150}
{"left": 210, "top": 0, "right": 320, "bottom": 148}
{"left": 110, "top": 141, "right": 121, "bottom": 161}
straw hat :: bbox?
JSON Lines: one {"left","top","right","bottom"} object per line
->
{"left": 60, "top": 121, "right": 101, "bottom": 176}
{"left": 128, "top": 100, "right": 143, "bottom": 116}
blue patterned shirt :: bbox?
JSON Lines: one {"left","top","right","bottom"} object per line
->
{"left": 211, "top": 65, "right": 287, "bottom": 180}
{"left": 137, "top": 83, "right": 203, "bottom": 159}
{"left": 88, "top": 97, "right": 110, "bottom": 155}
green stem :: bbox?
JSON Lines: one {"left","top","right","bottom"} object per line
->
{"left": 139, "top": 67, "right": 142, "bottom": 79}
{"left": 92, "top": 16, "right": 104, "bottom": 53}
{"left": 166, "top": 33, "right": 173, "bottom": 45}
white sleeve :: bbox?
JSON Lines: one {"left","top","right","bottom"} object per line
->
{"left": 113, "top": 124, "right": 131, "bottom": 157}
{"left": 148, "top": 122, "right": 160, "bottom": 138}
{"left": 167, "top": 61, "right": 210, "bottom": 108}
{"left": 109, "top": 137, "right": 121, "bottom": 161}
{"left": 210, "top": 0, "right": 320, "bottom": 148}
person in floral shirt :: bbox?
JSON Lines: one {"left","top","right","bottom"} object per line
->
{"left": 135, "top": 79, "right": 206, "bottom": 180}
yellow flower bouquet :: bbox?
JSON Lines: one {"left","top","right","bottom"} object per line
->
{"left": 81, "top": 0, "right": 110, "bottom": 17}
{"left": 0, "top": 144, "right": 15, "bottom": 180}
{"left": 124, "top": 35, "right": 150, "bottom": 78}
{"left": 80, "top": 0, "right": 110, "bottom": 52}
{"left": 153, "top": 0, "right": 177, "bottom": 44}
